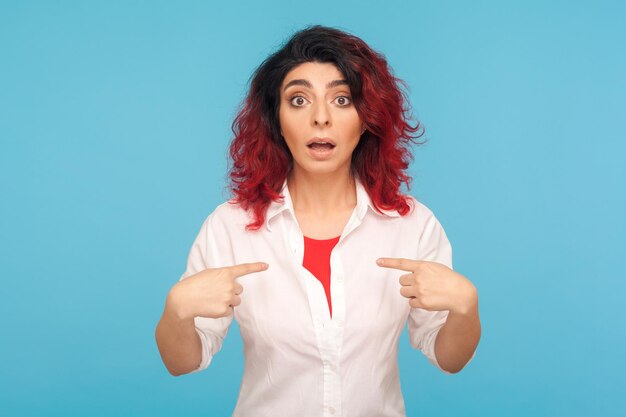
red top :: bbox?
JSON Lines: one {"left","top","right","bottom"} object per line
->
{"left": 303, "top": 235, "right": 340, "bottom": 318}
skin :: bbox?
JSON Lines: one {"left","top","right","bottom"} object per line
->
{"left": 155, "top": 262, "right": 268, "bottom": 376}
{"left": 279, "top": 61, "right": 365, "bottom": 239}
{"left": 280, "top": 62, "right": 481, "bottom": 374}
{"left": 377, "top": 258, "right": 481, "bottom": 373}
{"left": 154, "top": 61, "right": 480, "bottom": 377}
{"left": 279, "top": 61, "right": 364, "bottom": 179}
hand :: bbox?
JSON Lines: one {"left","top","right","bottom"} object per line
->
{"left": 167, "top": 262, "right": 269, "bottom": 320}
{"left": 376, "top": 258, "right": 477, "bottom": 315}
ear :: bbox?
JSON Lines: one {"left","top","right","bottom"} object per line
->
{"left": 361, "top": 124, "right": 366, "bottom": 135}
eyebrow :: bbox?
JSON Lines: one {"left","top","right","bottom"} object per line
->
{"left": 283, "top": 79, "right": 348, "bottom": 91}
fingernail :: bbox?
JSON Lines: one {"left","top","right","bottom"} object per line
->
{"left": 376, "top": 258, "right": 384, "bottom": 266}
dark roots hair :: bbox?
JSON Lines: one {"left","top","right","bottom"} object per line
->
{"left": 228, "top": 25, "right": 425, "bottom": 230}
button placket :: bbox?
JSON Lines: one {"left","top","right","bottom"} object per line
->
{"left": 282, "top": 185, "right": 370, "bottom": 417}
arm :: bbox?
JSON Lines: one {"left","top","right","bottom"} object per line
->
{"left": 381, "top": 258, "right": 481, "bottom": 374}
{"left": 433, "top": 286, "right": 481, "bottom": 373}
{"left": 155, "top": 294, "right": 203, "bottom": 376}
{"left": 379, "top": 206, "right": 481, "bottom": 373}
{"left": 154, "top": 216, "right": 216, "bottom": 377}
{"left": 155, "top": 214, "right": 267, "bottom": 376}
{"left": 155, "top": 263, "right": 265, "bottom": 376}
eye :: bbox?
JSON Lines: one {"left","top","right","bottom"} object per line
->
{"left": 289, "top": 95, "right": 308, "bottom": 107}
{"left": 334, "top": 96, "right": 352, "bottom": 106}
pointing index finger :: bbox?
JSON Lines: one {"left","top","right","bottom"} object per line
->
{"left": 227, "top": 262, "right": 269, "bottom": 278}
{"left": 376, "top": 257, "right": 418, "bottom": 272}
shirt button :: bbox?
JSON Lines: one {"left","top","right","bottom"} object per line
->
{"left": 328, "top": 406, "right": 336, "bottom": 414}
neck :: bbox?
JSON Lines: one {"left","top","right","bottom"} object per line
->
{"left": 287, "top": 167, "right": 357, "bottom": 216}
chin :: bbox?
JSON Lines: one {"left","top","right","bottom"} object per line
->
{"left": 297, "top": 161, "right": 350, "bottom": 177}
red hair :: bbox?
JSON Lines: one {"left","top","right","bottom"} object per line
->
{"left": 228, "top": 25, "right": 425, "bottom": 230}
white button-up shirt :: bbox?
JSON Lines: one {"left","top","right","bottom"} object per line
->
{"left": 179, "top": 178, "right": 473, "bottom": 416}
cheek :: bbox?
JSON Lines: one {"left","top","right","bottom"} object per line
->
{"left": 279, "top": 107, "right": 301, "bottom": 137}
{"left": 278, "top": 109, "right": 302, "bottom": 153}
{"left": 278, "top": 107, "right": 287, "bottom": 133}
{"left": 339, "top": 111, "right": 363, "bottom": 139}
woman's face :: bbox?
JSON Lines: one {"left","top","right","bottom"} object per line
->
{"left": 279, "top": 61, "right": 364, "bottom": 178}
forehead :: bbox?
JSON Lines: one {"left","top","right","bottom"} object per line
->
{"left": 281, "top": 62, "right": 345, "bottom": 87}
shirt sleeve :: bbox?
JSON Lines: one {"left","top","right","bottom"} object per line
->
{"left": 178, "top": 212, "right": 234, "bottom": 374}
{"left": 407, "top": 208, "right": 476, "bottom": 374}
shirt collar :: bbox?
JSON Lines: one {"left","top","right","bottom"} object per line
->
{"left": 264, "top": 181, "right": 292, "bottom": 232}
{"left": 264, "top": 177, "right": 400, "bottom": 232}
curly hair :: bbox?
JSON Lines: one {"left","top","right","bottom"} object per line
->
{"left": 228, "top": 25, "right": 425, "bottom": 230}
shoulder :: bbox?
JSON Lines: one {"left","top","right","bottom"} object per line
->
{"left": 197, "top": 199, "right": 260, "bottom": 234}
{"left": 400, "top": 195, "right": 439, "bottom": 225}
{"left": 366, "top": 195, "right": 444, "bottom": 241}
{"left": 200, "top": 199, "right": 253, "bottom": 233}
{"left": 394, "top": 195, "right": 450, "bottom": 241}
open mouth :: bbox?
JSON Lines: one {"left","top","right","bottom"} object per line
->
{"left": 307, "top": 142, "right": 336, "bottom": 151}
{"left": 306, "top": 137, "right": 336, "bottom": 151}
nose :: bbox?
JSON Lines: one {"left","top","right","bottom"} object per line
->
{"left": 312, "top": 102, "right": 331, "bottom": 127}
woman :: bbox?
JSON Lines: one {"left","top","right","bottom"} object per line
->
{"left": 155, "top": 25, "right": 481, "bottom": 417}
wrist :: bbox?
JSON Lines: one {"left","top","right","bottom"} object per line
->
{"left": 165, "top": 285, "right": 194, "bottom": 323}
{"left": 450, "top": 283, "right": 478, "bottom": 316}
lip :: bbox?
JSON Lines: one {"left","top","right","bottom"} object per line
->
{"left": 306, "top": 137, "right": 336, "bottom": 147}
{"left": 306, "top": 137, "right": 336, "bottom": 161}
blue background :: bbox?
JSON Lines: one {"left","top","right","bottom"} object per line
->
{"left": 1, "top": 1, "right": 625, "bottom": 416}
